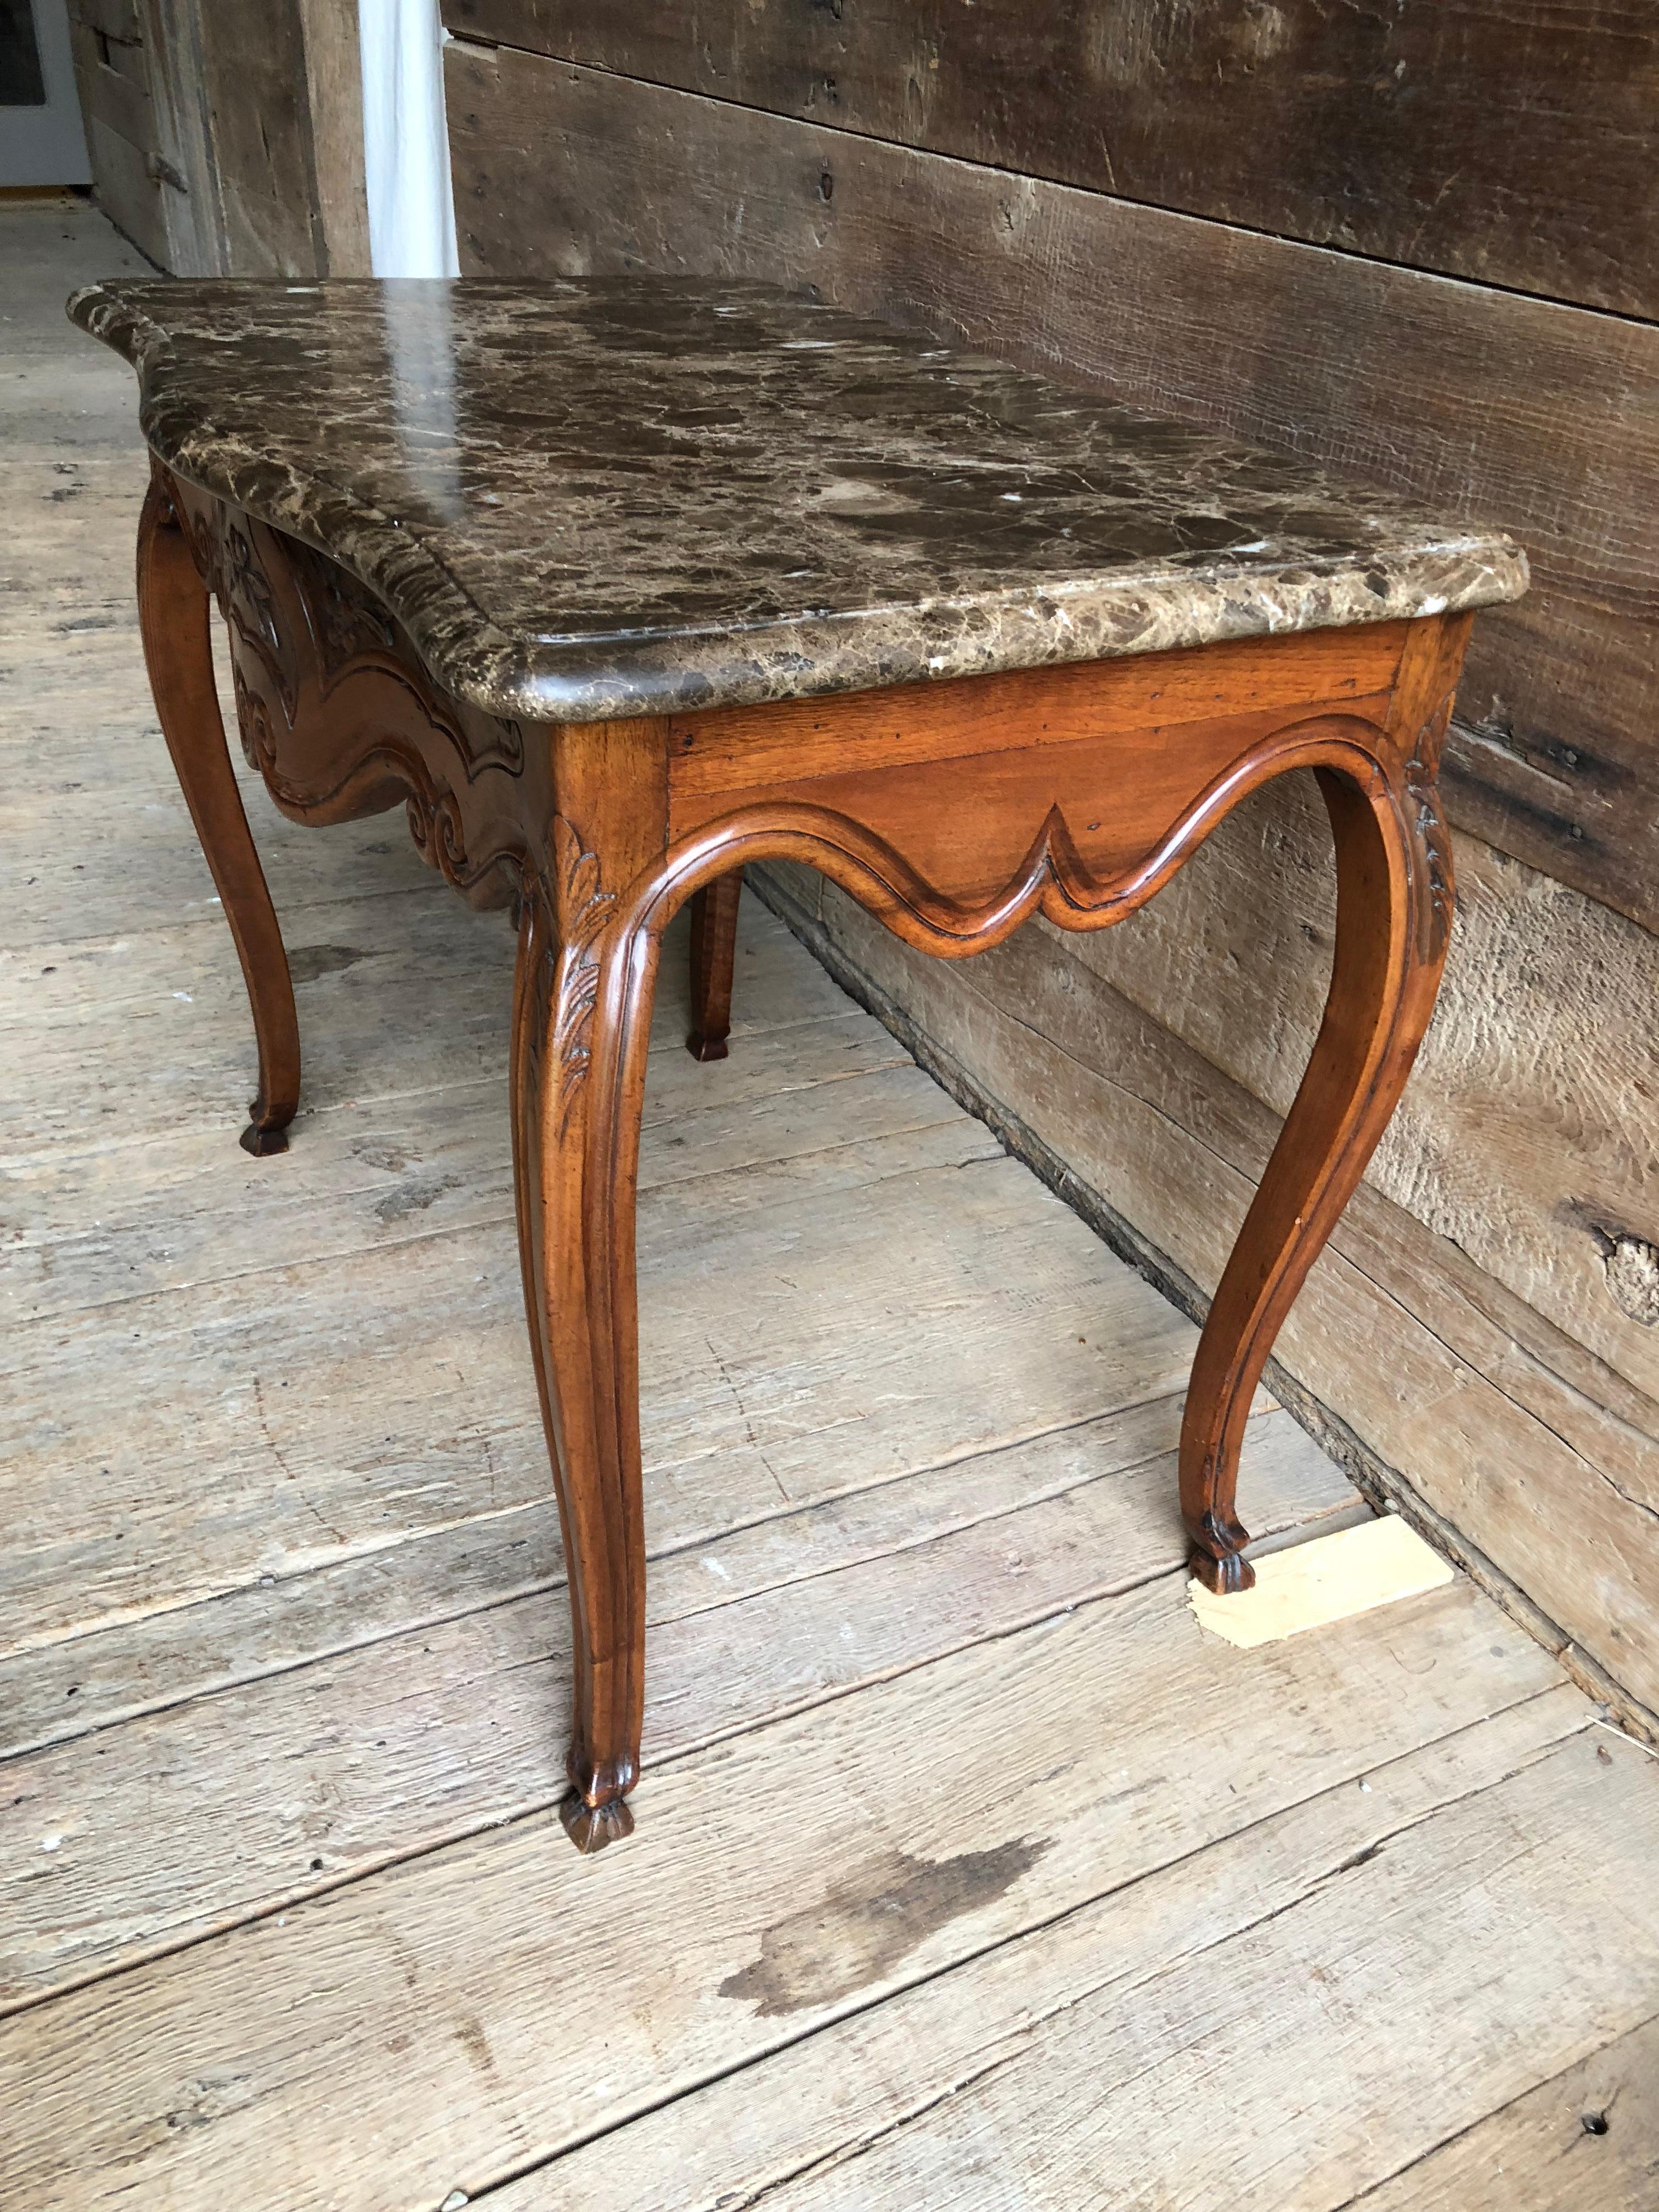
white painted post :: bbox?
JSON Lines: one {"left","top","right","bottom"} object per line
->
{"left": 357, "top": 0, "right": 460, "bottom": 279}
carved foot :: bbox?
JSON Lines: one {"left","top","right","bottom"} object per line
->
{"left": 240, "top": 1092, "right": 293, "bottom": 1156}
{"left": 559, "top": 1788, "right": 636, "bottom": 1854}
{"left": 685, "top": 1029, "right": 730, "bottom": 1063}
{"left": 1188, "top": 1544, "right": 1257, "bottom": 1595}
{"left": 1186, "top": 1508, "right": 1256, "bottom": 1595}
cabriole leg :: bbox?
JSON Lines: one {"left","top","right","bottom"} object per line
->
{"left": 1180, "top": 763, "right": 1449, "bottom": 1593}
{"left": 136, "top": 475, "right": 300, "bottom": 1155}
{"left": 685, "top": 870, "right": 742, "bottom": 1061}
{"left": 511, "top": 832, "right": 658, "bottom": 1852}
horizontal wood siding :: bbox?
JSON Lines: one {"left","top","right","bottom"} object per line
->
{"left": 444, "top": 46, "right": 1659, "bottom": 939}
{"left": 443, "top": 0, "right": 1659, "bottom": 318}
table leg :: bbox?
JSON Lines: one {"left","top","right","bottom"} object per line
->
{"left": 136, "top": 476, "right": 300, "bottom": 1156}
{"left": 685, "top": 870, "right": 742, "bottom": 1060}
{"left": 1180, "top": 760, "right": 1450, "bottom": 1592}
{"left": 512, "top": 820, "right": 658, "bottom": 1852}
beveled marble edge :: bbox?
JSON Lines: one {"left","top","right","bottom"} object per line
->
{"left": 70, "top": 281, "right": 1529, "bottom": 726}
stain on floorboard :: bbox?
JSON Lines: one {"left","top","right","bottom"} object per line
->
{"left": 288, "top": 944, "right": 371, "bottom": 984}
{"left": 720, "top": 1837, "right": 1052, "bottom": 2017}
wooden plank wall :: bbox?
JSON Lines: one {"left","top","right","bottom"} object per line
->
{"left": 438, "top": 9, "right": 1659, "bottom": 1738}
{"left": 65, "top": 0, "right": 368, "bottom": 276}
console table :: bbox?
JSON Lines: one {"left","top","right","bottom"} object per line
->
{"left": 69, "top": 277, "right": 1526, "bottom": 1850}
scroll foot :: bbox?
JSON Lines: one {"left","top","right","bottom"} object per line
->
{"left": 240, "top": 1089, "right": 294, "bottom": 1156}
{"left": 560, "top": 1789, "right": 636, "bottom": 1854}
{"left": 1187, "top": 1541, "right": 1257, "bottom": 1596}
{"left": 239, "top": 1120, "right": 291, "bottom": 1158}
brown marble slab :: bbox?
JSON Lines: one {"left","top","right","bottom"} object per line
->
{"left": 68, "top": 277, "right": 1526, "bottom": 721}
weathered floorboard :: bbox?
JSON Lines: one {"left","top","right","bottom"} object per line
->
{"left": 486, "top": 1688, "right": 1595, "bottom": 2212}
{"left": 2, "top": 1385, "right": 1260, "bottom": 1760}
{"left": 0, "top": 1407, "right": 1345, "bottom": 2003}
{"left": 2, "top": 1142, "right": 1198, "bottom": 1650}
{"left": 0, "top": 1578, "right": 1567, "bottom": 2207}
{"left": 709, "top": 1733, "right": 1659, "bottom": 2211}
{"left": 1349, "top": 2010, "right": 1659, "bottom": 2211}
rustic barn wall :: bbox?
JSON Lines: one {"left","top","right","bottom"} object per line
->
{"left": 66, "top": 0, "right": 368, "bottom": 276}
{"left": 443, "top": 23, "right": 1659, "bottom": 934}
{"left": 439, "top": 17, "right": 1659, "bottom": 1737}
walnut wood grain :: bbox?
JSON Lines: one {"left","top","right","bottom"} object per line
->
{"left": 1177, "top": 618, "right": 1466, "bottom": 1585}
{"left": 136, "top": 469, "right": 300, "bottom": 1155}
{"left": 686, "top": 873, "right": 743, "bottom": 1061}
{"left": 136, "top": 470, "right": 1472, "bottom": 1842}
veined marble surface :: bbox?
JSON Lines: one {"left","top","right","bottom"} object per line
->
{"left": 69, "top": 277, "right": 1527, "bottom": 722}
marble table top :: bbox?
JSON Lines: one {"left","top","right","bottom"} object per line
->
{"left": 70, "top": 277, "right": 1527, "bottom": 723}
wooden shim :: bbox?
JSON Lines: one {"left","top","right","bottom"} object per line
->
{"left": 442, "top": 0, "right": 1659, "bottom": 319}
{"left": 487, "top": 1685, "right": 1595, "bottom": 2212}
{"left": 1350, "top": 2011, "right": 1659, "bottom": 2211}
{"left": 754, "top": 866, "right": 1659, "bottom": 1729}
{"left": 1189, "top": 1512, "right": 1452, "bottom": 1649}
{"left": 0, "top": 1575, "right": 1566, "bottom": 2203}
{"left": 0, "top": 1406, "right": 1348, "bottom": 2001}
{"left": 444, "top": 46, "right": 1659, "bottom": 935}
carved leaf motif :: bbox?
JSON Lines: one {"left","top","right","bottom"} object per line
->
{"left": 1406, "top": 731, "right": 1455, "bottom": 964}
{"left": 302, "top": 558, "right": 397, "bottom": 680}
{"left": 193, "top": 503, "right": 297, "bottom": 723}
{"left": 1410, "top": 787, "right": 1453, "bottom": 960}
{"left": 221, "top": 521, "right": 283, "bottom": 665}
{"left": 548, "top": 816, "right": 617, "bottom": 1135}
{"left": 183, "top": 504, "right": 222, "bottom": 599}
{"left": 231, "top": 659, "right": 276, "bottom": 778}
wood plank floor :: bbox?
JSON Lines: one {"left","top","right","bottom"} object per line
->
{"left": 4, "top": 202, "right": 1657, "bottom": 2210}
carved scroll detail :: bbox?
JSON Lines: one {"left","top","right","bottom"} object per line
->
{"left": 284, "top": 535, "right": 397, "bottom": 677}
{"left": 281, "top": 534, "right": 524, "bottom": 777}
{"left": 186, "top": 501, "right": 296, "bottom": 722}
{"left": 405, "top": 782, "right": 475, "bottom": 890}
{"left": 232, "top": 658, "right": 276, "bottom": 778}
{"left": 234, "top": 644, "right": 507, "bottom": 902}
{"left": 546, "top": 816, "right": 618, "bottom": 1137}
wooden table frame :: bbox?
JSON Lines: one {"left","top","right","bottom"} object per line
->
{"left": 138, "top": 459, "right": 1465, "bottom": 1851}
